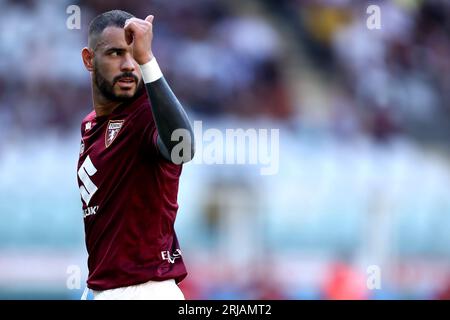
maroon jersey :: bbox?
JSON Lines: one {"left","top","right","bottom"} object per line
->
{"left": 77, "top": 91, "right": 187, "bottom": 291}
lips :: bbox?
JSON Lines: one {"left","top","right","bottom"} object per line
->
{"left": 116, "top": 77, "right": 136, "bottom": 90}
{"left": 117, "top": 77, "right": 135, "bottom": 84}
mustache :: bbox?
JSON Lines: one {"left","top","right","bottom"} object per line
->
{"left": 113, "top": 72, "right": 139, "bottom": 84}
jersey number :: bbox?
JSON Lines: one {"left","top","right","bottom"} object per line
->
{"left": 78, "top": 155, "right": 98, "bottom": 205}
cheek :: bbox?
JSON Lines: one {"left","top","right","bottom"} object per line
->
{"left": 132, "top": 62, "right": 142, "bottom": 81}
{"left": 136, "top": 74, "right": 143, "bottom": 84}
{"left": 96, "top": 59, "right": 120, "bottom": 81}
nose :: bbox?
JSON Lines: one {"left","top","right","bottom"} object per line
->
{"left": 120, "top": 53, "right": 135, "bottom": 72}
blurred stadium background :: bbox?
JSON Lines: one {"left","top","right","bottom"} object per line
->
{"left": 1, "top": 0, "right": 450, "bottom": 299}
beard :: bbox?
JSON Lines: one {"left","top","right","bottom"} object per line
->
{"left": 93, "top": 64, "right": 144, "bottom": 102}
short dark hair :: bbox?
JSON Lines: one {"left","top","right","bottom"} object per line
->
{"left": 88, "top": 10, "right": 134, "bottom": 49}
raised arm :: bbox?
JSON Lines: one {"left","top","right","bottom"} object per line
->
{"left": 124, "top": 15, "right": 195, "bottom": 163}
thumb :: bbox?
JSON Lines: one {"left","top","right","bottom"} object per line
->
{"left": 145, "top": 15, "right": 154, "bottom": 24}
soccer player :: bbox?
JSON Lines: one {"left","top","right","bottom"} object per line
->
{"left": 77, "top": 10, "right": 195, "bottom": 300}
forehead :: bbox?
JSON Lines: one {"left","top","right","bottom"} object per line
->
{"left": 95, "top": 26, "right": 129, "bottom": 50}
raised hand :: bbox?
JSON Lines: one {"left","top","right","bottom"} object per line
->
{"left": 124, "top": 15, "right": 155, "bottom": 65}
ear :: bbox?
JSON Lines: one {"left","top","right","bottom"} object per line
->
{"left": 81, "top": 47, "right": 94, "bottom": 72}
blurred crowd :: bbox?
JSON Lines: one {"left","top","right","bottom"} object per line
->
{"left": 263, "top": 0, "right": 450, "bottom": 143}
{"left": 0, "top": 0, "right": 293, "bottom": 142}
{"left": 0, "top": 0, "right": 449, "bottom": 143}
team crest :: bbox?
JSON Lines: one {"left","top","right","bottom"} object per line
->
{"left": 105, "top": 120, "right": 124, "bottom": 148}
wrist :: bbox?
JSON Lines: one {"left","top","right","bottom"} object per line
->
{"left": 139, "top": 56, "right": 163, "bottom": 83}
{"left": 136, "top": 52, "right": 153, "bottom": 65}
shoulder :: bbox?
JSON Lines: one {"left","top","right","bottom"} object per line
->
{"left": 129, "top": 92, "right": 154, "bottom": 123}
{"left": 134, "top": 91, "right": 151, "bottom": 112}
{"left": 81, "top": 110, "right": 96, "bottom": 125}
{"left": 79, "top": 110, "right": 96, "bottom": 135}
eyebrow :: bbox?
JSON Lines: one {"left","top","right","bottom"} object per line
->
{"left": 103, "top": 47, "right": 127, "bottom": 54}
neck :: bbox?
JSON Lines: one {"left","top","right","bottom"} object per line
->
{"left": 92, "top": 85, "right": 121, "bottom": 117}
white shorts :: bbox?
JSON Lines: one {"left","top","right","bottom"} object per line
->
{"left": 92, "top": 279, "right": 185, "bottom": 300}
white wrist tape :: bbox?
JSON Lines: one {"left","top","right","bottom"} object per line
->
{"left": 139, "top": 58, "right": 163, "bottom": 83}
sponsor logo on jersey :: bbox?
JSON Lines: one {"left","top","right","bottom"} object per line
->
{"left": 105, "top": 120, "right": 124, "bottom": 148}
{"left": 83, "top": 205, "right": 99, "bottom": 218}
{"left": 161, "top": 249, "right": 182, "bottom": 264}
{"left": 85, "top": 121, "right": 92, "bottom": 132}
{"left": 79, "top": 140, "right": 85, "bottom": 155}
